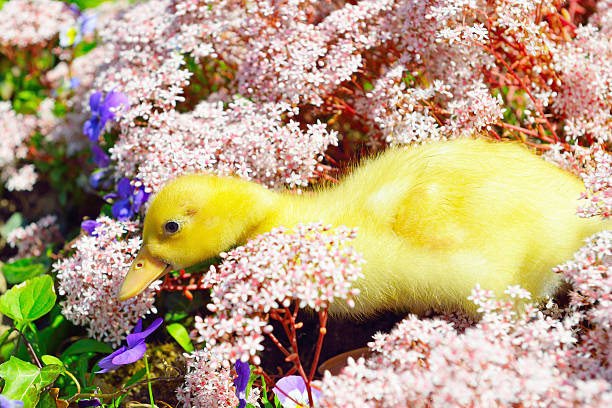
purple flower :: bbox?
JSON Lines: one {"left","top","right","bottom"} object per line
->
{"left": 83, "top": 90, "right": 129, "bottom": 142}
{"left": 105, "top": 177, "right": 151, "bottom": 221}
{"left": 90, "top": 144, "right": 110, "bottom": 168}
{"left": 272, "top": 376, "right": 322, "bottom": 408}
{"left": 70, "top": 77, "right": 80, "bottom": 89}
{"left": 234, "top": 360, "right": 250, "bottom": 408}
{"left": 96, "top": 318, "right": 163, "bottom": 374}
{"left": 59, "top": 12, "right": 97, "bottom": 47}
{"left": 0, "top": 396, "right": 23, "bottom": 408}
{"left": 81, "top": 220, "right": 102, "bottom": 236}
{"left": 77, "top": 399, "right": 101, "bottom": 408}
{"left": 89, "top": 169, "right": 109, "bottom": 189}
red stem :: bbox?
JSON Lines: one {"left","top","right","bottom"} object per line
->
{"left": 308, "top": 309, "right": 328, "bottom": 383}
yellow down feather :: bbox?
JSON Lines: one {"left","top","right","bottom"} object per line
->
{"left": 118, "top": 138, "right": 610, "bottom": 317}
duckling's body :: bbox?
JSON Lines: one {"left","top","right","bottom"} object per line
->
{"left": 118, "top": 138, "right": 610, "bottom": 317}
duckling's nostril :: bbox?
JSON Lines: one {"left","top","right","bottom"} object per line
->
{"left": 136, "top": 262, "right": 144, "bottom": 268}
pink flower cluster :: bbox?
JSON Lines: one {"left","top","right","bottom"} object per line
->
{"left": 7, "top": 215, "right": 61, "bottom": 262}
{"left": 176, "top": 349, "right": 260, "bottom": 408}
{"left": 110, "top": 97, "right": 338, "bottom": 190}
{"left": 555, "top": 230, "right": 612, "bottom": 383}
{"left": 53, "top": 217, "right": 160, "bottom": 346}
{"left": 550, "top": 25, "right": 612, "bottom": 143}
{"left": 0, "top": 102, "right": 38, "bottom": 191}
{"left": 544, "top": 144, "right": 612, "bottom": 219}
{"left": 319, "top": 283, "right": 611, "bottom": 407}
{"left": 193, "top": 223, "right": 364, "bottom": 364}
{"left": 92, "top": 0, "right": 339, "bottom": 191}
{"left": 0, "top": 0, "right": 75, "bottom": 48}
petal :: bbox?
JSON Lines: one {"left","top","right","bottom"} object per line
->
{"left": 81, "top": 220, "right": 101, "bottom": 236}
{"left": 126, "top": 317, "right": 163, "bottom": 347}
{"left": 78, "top": 399, "right": 102, "bottom": 408}
{"left": 133, "top": 318, "right": 143, "bottom": 334}
{"left": 70, "top": 77, "right": 80, "bottom": 89}
{"left": 83, "top": 117, "right": 100, "bottom": 142}
{"left": 273, "top": 376, "right": 308, "bottom": 405}
{"left": 89, "top": 92, "right": 103, "bottom": 112}
{"left": 91, "top": 145, "right": 110, "bottom": 168}
{"left": 79, "top": 14, "right": 97, "bottom": 35}
{"left": 117, "top": 177, "right": 132, "bottom": 198}
{"left": 112, "top": 199, "right": 132, "bottom": 221}
{"left": 95, "top": 346, "right": 127, "bottom": 373}
{"left": 234, "top": 360, "right": 250, "bottom": 394}
{"left": 89, "top": 170, "right": 106, "bottom": 189}
{"left": 111, "top": 342, "right": 147, "bottom": 365}
{"left": 100, "top": 90, "right": 129, "bottom": 123}
{"left": 131, "top": 188, "right": 150, "bottom": 214}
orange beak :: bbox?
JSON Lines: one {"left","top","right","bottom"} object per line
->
{"left": 117, "top": 247, "right": 170, "bottom": 301}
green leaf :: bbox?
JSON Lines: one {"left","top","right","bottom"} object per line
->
{"left": 2, "top": 258, "right": 46, "bottom": 284}
{"left": 35, "top": 391, "right": 56, "bottom": 408}
{"left": 38, "top": 365, "right": 64, "bottom": 386}
{"left": 0, "top": 275, "right": 56, "bottom": 329}
{"left": 0, "top": 357, "right": 63, "bottom": 408}
{"left": 0, "top": 213, "right": 23, "bottom": 240}
{"left": 260, "top": 375, "right": 275, "bottom": 408}
{"left": 60, "top": 339, "right": 112, "bottom": 360}
{"left": 363, "top": 81, "right": 374, "bottom": 92}
{"left": 166, "top": 323, "right": 194, "bottom": 352}
{"left": 41, "top": 355, "right": 64, "bottom": 369}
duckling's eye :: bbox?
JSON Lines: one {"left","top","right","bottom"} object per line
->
{"left": 164, "top": 221, "right": 180, "bottom": 234}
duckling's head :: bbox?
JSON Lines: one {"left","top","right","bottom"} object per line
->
{"left": 117, "top": 173, "right": 271, "bottom": 301}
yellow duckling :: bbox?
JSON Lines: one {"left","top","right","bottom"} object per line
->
{"left": 118, "top": 138, "right": 610, "bottom": 317}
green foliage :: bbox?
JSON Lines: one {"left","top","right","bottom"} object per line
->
{"left": 69, "top": 0, "right": 109, "bottom": 10}
{"left": 59, "top": 339, "right": 112, "bottom": 360}
{"left": 1, "top": 258, "right": 47, "bottom": 285}
{"left": 0, "top": 275, "right": 56, "bottom": 331}
{"left": 165, "top": 323, "right": 194, "bottom": 352}
{"left": 0, "top": 213, "right": 24, "bottom": 241}
{"left": 41, "top": 355, "right": 64, "bottom": 368}
{"left": 0, "top": 357, "right": 63, "bottom": 408}
{"left": 259, "top": 375, "right": 283, "bottom": 408}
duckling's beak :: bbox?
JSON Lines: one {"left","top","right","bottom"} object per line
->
{"left": 118, "top": 247, "right": 170, "bottom": 301}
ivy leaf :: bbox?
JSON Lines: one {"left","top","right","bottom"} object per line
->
{"left": 41, "top": 355, "right": 65, "bottom": 369}
{"left": 0, "top": 275, "right": 56, "bottom": 330}
{"left": 0, "top": 357, "right": 63, "bottom": 408}
{"left": 166, "top": 323, "right": 194, "bottom": 352}
{"left": 59, "top": 339, "right": 112, "bottom": 361}
{"left": 2, "top": 258, "right": 47, "bottom": 284}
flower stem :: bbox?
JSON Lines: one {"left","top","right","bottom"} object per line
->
{"left": 144, "top": 354, "right": 155, "bottom": 408}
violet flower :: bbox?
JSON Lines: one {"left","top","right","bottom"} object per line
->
{"left": 90, "top": 144, "right": 110, "bottom": 168}
{"left": 96, "top": 317, "right": 163, "bottom": 373}
{"left": 272, "top": 376, "right": 322, "bottom": 408}
{"left": 0, "top": 396, "right": 23, "bottom": 408}
{"left": 234, "top": 360, "right": 250, "bottom": 408}
{"left": 81, "top": 220, "right": 102, "bottom": 236}
{"left": 89, "top": 169, "right": 111, "bottom": 190}
{"left": 105, "top": 177, "right": 151, "bottom": 221}
{"left": 77, "top": 399, "right": 101, "bottom": 408}
{"left": 83, "top": 90, "right": 129, "bottom": 142}
{"left": 59, "top": 12, "right": 97, "bottom": 47}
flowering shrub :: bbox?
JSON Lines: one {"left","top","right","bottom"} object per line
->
{"left": 176, "top": 349, "right": 260, "bottom": 408}
{"left": 0, "top": 102, "right": 37, "bottom": 191}
{"left": 6, "top": 215, "right": 61, "bottom": 261}
{"left": 0, "top": 0, "right": 612, "bottom": 406}
{"left": 193, "top": 223, "right": 363, "bottom": 364}
{"left": 53, "top": 217, "right": 159, "bottom": 345}
{"left": 318, "top": 284, "right": 611, "bottom": 407}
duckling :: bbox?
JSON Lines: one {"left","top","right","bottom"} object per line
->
{"left": 117, "top": 138, "right": 610, "bottom": 317}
